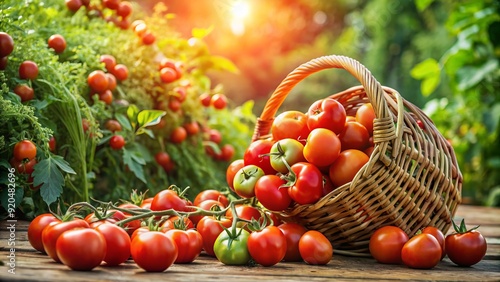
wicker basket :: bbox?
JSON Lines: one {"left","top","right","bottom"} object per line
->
{"left": 252, "top": 55, "right": 463, "bottom": 257}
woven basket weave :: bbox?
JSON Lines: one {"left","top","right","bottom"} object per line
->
{"left": 251, "top": 55, "right": 463, "bottom": 256}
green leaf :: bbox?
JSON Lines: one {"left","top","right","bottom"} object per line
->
{"left": 421, "top": 75, "right": 441, "bottom": 96}
{"left": 410, "top": 58, "right": 440, "bottom": 79}
{"left": 115, "top": 113, "right": 132, "bottom": 131}
{"left": 122, "top": 148, "right": 147, "bottom": 184}
{"left": 136, "top": 128, "right": 155, "bottom": 138}
{"left": 0, "top": 184, "right": 24, "bottom": 216}
{"left": 456, "top": 59, "right": 498, "bottom": 91}
{"left": 51, "top": 155, "right": 76, "bottom": 174}
{"left": 127, "top": 105, "right": 140, "bottom": 127}
{"left": 210, "top": 56, "right": 239, "bottom": 73}
{"left": 32, "top": 158, "right": 64, "bottom": 205}
{"left": 415, "top": 0, "right": 435, "bottom": 11}
{"left": 136, "top": 110, "right": 166, "bottom": 128}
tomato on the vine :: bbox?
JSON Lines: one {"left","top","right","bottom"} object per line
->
{"left": 100, "top": 54, "right": 116, "bottom": 72}
{"left": 105, "top": 119, "right": 122, "bottom": 132}
{"left": 112, "top": 64, "right": 129, "bottom": 81}
{"left": 286, "top": 162, "right": 324, "bottom": 205}
{"left": 211, "top": 93, "right": 227, "bottom": 110}
{"left": 194, "top": 189, "right": 229, "bottom": 207}
{"left": 307, "top": 98, "right": 346, "bottom": 134}
{"left": 214, "top": 228, "right": 251, "bottom": 265}
{"left": 19, "top": 60, "right": 39, "bottom": 80}
{"left": 299, "top": 230, "right": 333, "bottom": 265}
{"left": 48, "top": 136, "right": 56, "bottom": 152}
{"left": 197, "top": 216, "right": 232, "bottom": 257}
{"left": 271, "top": 110, "right": 310, "bottom": 143}
{"left": 28, "top": 213, "right": 61, "bottom": 253}
{"left": 131, "top": 231, "right": 178, "bottom": 272}
{"left": 87, "top": 70, "right": 109, "bottom": 93}
{"left": 445, "top": 219, "right": 487, "bottom": 267}
{"left": 369, "top": 225, "right": 409, "bottom": 264}
{"left": 14, "top": 84, "right": 34, "bottom": 102}
{"left": 150, "top": 189, "right": 189, "bottom": 212}
{"left": 278, "top": 222, "right": 308, "bottom": 262}
{"left": 116, "top": 1, "right": 133, "bottom": 18}
{"left": 161, "top": 216, "right": 195, "bottom": 231}
{"left": 255, "top": 174, "right": 291, "bottom": 211}
{"left": 248, "top": 226, "right": 287, "bottom": 267}
{"left": 165, "top": 229, "right": 203, "bottom": 263}
{"left": 160, "top": 67, "right": 177, "bottom": 83}
{"left": 109, "top": 135, "right": 125, "bottom": 150}
{"left": 170, "top": 126, "right": 187, "bottom": 143}
{"left": 56, "top": 228, "right": 106, "bottom": 271}
{"left": 0, "top": 32, "right": 14, "bottom": 57}
{"left": 401, "top": 233, "right": 442, "bottom": 269}
{"left": 47, "top": 34, "right": 66, "bottom": 53}
{"left": 13, "top": 139, "right": 37, "bottom": 161}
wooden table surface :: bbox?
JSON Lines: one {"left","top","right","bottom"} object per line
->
{"left": 0, "top": 204, "right": 499, "bottom": 282}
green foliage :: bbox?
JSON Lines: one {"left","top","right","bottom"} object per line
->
{"left": 0, "top": 0, "right": 255, "bottom": 218}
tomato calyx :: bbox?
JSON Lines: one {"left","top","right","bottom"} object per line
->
{"left": 245, "top": 212, "right": 273, "bottom": 232}
{"left": 451, "top": 218, "right": 480, "bottom": 234}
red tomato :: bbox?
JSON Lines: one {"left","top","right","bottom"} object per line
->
{"left": 218, "top": 143, "right": 235, "bottom": 162}
{"left": 155, "top": 151, "right": 172, "bottom": 170}
{"left": 42, "top": 219, "right": 90, "bottom": 262}
{"left": 165, "top": 229, "right": 203, "bottom": 263}
{"left": 56, "top": 228, "right": 106, "bottom": 271}
{"left": 278, "top": 222, "right": 308, "bottom": 262}
{"left": 255, "top": 174, "right": 291, "bottom": 211}
{"left": 102, "top": 0, "right": 120, "bottom": 9}
{"left": 100, "top": 54, "right": 116, "bottom": 72}
{"left": 199, "top": 93, "right": 211, "bottom": 107}
{"left": 87, "top": 70, "right": 108, "bottom": 93}
{"left": 28, "top": 214, "right": 61, "bottom": 253}
{"left": 243, "top": 139, "right": 277, "bottom": 175}
{"left": 208, "top": 128, "right": 222, "bottom": 144}
{"left": 328, "top": 149, "right": 369, "bottom": 188}
{"left": 248, "top": 226, "right": 287, "bottom": 267}
{"left": 422, "top": 226, "right": 446, "bottom": 259}
{"left": 150, "top": 189, "right": 189, "bottom": 212}
{"left": 141, "top": 32, "right": 156, "bottom": 45}
{"left": 161, "top": 216, "right": 195, "bottom": 231}
{"left": 225, "top": 205, "right": 262, "bottom": 224}
{"left": 0, "top": 32, "right": 14, "bottom": 57}
{"left": 445, "top": 221, "right": 487, "bottom": 267}
{"left": 183, "top": 121, "right": 200, "bottom": 135}
{"left": 196, "top": 216, "right": 232, "bottom": 257}
{"left": 94, "top": 223, "right": 131, "bottom": 266}
{"left": 98, "top": 89, "right": 113, "bottom": 105}
{"left": 11, "top": 158, "right": 37, "bottom": 174}
{"left": 303, "top": 128, "right": 341, "bottom": 168}
{"left": 0, "top": 56, "right": 8, "bottom": 70}
{"left": 299, "top": 230, "right": 333, "bottom": 265}
{"left": 104, "top": 119, "right": 122, "bottom": 132}
{"left": 109, "top": 135, "right": 125, "bottom": 150}
{"left": 106, "top": 73, "right": 117, "bottom": 91}
{"left": 194, "top": 189, "right": 229, "bottom": 207}
{"left": 170, "top": 126, "right": 187, "bottom": 143}
{"left": 356, "top": 103, "right": 376, "bottom": 135}
{"left": 13, "top": 139, "right": 37, "bottom": 161}
{"left": 287, "top": 162, "right": 324, "bottom": 205}
{"left": 211, "top": 93, "right": 227, "bottom": 110}
{"left": 19, "top": 60, "right": 39, "bottom": 80}
{"left": 369, "top": 226, "right": 409, "bottom": 264}
{"left": 338, "top": 121, "right": 370, "bottom": 151}
{"left": 160, "top": 67, "right": 177, "bottom": 83}
{"left": 48, "top": 136, "right": 56, "bottom": 152}
{"left": 112, "top": 64, "right": 129, "bottom": 81}
{"left": 131, "top": 231, "right": 178, "bottom": 272}
{"left": 47, "top": 34, "right": 66, "bottom": 53}
{"left": 116, "top": 1, "right": 133, "bottom": 18}
{"left": 401, "top": 233, "right": 442, "bottom": 269}
{"left": 190, "top": 199, "right": 225, "bottom": 226}
{"left": 271, "top": 110, "right": 310, "bottom": 143}
{"left": 65, "top": 0, "right": 82, "bottom": 11}
{"left": 226, "top": 159, "right": 244, "bottom": 191}
{"left": 307, "top": 98, "right": 346, "bottom": 134}
{"left": 14, "top": 84, "right": 34, "bottom": 102}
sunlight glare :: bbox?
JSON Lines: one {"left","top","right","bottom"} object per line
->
{"left": 231, "top": 1, "right": 251, "bottom": 20}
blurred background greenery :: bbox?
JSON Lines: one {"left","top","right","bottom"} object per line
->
{"left": 138, "top": 0, "right": 500, "bottom": 206}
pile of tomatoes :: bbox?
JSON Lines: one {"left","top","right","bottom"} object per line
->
{"left": 226, "top": 97, "right": 375, "bottom": 212}
{"left": 369, "top": 222, "right": 487, "bottom": 269}
{"left": 27, "top": 186, "right": 335, "bottom": 272}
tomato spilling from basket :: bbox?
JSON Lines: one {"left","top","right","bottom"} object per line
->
{"left": 235, "top": 55, "right": 463, "bottom": 256}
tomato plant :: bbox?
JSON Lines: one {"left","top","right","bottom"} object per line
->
{"left": 56, "top": 228, "right": 106, "bottom": 271}
{"left": 307, "top": 98, "right": 346, "bottom": 134}
{"left": 445, "top": 219, "right": 487, "bottom": 266}
{"left": 247, "top": 226, "right": 287, "bottom": 267}
{"left": 369, "top": 225, "right": 409, "bottom": 264}
{"left": 278, "top": 222, "right": 308, "bottom": 262}
{"left": 299, "top": 230, "right": 333, "bottom": 265}
{"left": 47, "top": 34, "right": 66, "bottom": 53}
{"left": 131, "top": 231, "right": 178, "bottom": 272}
{"left": 214, "top": 227, "right": 251, "bottom": 265}
{"left": 401, "top": 233, "right": 442, "bottom": 269}
{"left": 271, "top": 110, "right": 310, "bottom": 143}
{"left": 28, "top": 213, "right": 60, "bottom": 253}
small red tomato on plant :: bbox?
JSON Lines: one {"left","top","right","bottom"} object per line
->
{"left": 100, "top": 54, "right": 116, "bottom": 72}
{"left": 199, "top": 93, "right": 211, "bottom": 107}
{"left": 106, "top": 73, "right": 117, "bottom": 91}
{"left": 369, "top": 225, "right": 409, "bottom": 264}
{"left": 19, "top": 60, "right": 39, "bottom": 80}
{"left": 105, "top": 119, "right": 122, "bottom": 132}
{"left": 13, "top": 139, "right": 37, "bottom": 161}
{"left": 170, "top": 126, "right": 187, "bottom": 143}
{"left": 48, "top": 136, "right": 56, "bottom": 152}
{"left": 160, "top": 67, "right": 177, "bottom": 83}
{"left": 98, "top": 89, "right": 113, "bottom": 105}
{"left": 14, "top": 84, "right": 34, "bottom": 102}
{"left": 445, "top": 219, "right": 487, "bottom": 267}
{"left": 142, "top": 31, "right": 156, "bottom": 45}
{"left": 247, "top": 226, "right": 287, "bottom": 267}
{"left": 109, "top": 135, "right": 125, "bottom": 150}
{"left": 150, "top": 189, "right": 189, "bottom": 212}
{"left": 116, "top": 1, "right": 133, "bottom": 18}
{"left": 401, "top": 233, "right": 442, "bottom": 269}
{"left": 0, "top": 32, "right": 14, "bottom": 57}
{"left": 112, "top": 64, "right": 129, "bottom": 81}
{"left": 87, "top": 70, "right": 109, "bottom": 93}
{"left": 299, "top": 230, "right": 333, "bottom": 265}
{"left": 47, "top": 34, "right": 66, "bottom": 53}
{"left": 211, "top": 93, "right": 227, "bottom": 110}
{"left": 194, "top": 189, "right": 229, "bottom": 207}
{"left": 65, "top": 0, "right": 83, "bottom": 12}
{"left": 103, "top": 0, "right": 120, "bottom": 10}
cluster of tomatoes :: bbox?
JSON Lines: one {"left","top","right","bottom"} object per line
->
{"left": 65, "top": 0, "right": 134, "bottom": 30}
{"left": 27, "top": 186, "right": 335, "bottom": 272}
{"left": 369, "top": 223, "right": 487, "bottom": 269}
{"left": 225, "top": 97, "right": 375, "bottom": 212}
